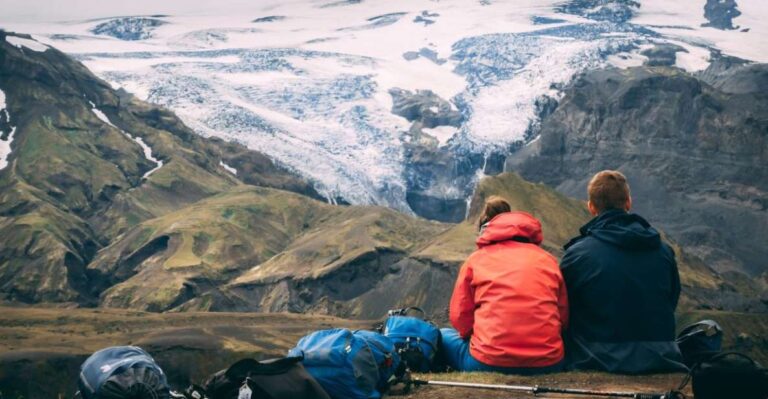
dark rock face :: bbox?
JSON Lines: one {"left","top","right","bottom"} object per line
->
{"left": 556, "top": 0, "right": 640, "bottom": 24}
{"left": 641, "top": 44, "right": 687, "bottom": 67}
{"left": 402, "top": 47, "right": 447, "bottom": 65}
{"left": 511, "top": 65, "right": 768, "bottom": 277}
{"left": 252, "top": 16, "right": 286, "bottom": 23}
{"left": 90, "top": 17, "right": 167, "bottom": 41}
{"left": 389, "top": 88, "right": 461, "bottom": 129}
{"left": 702, "top": 0, "right": 742, "bottom": 30}
{"left": 389, "top": 88, "right": 481, "bottom": 222}
{"left": 700, "top": 61, "right": 768, "bottom": 95}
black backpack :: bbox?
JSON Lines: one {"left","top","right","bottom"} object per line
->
{"left": 201, "top": 357, "right": 330, "bottom": 399}
{"left": 676, "top": 320, "right": 723, "bottom": 368}
{"left": 677, "top": 352, "right": 768, "bottom": 399}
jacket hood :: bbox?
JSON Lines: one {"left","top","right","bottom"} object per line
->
{"left": 566, "top": 209, "right": 661, "bottom": 250}
{"left": 476, "top": 212, "right": 544, "bottom": 248}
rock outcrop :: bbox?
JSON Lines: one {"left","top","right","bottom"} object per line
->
{"left": 511, "top": 65, "right": 768, "bottom": 280}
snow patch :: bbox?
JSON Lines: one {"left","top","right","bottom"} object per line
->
{"left": 89, "top": 101, "right": 163, "bottom": 179}
{"left": 219, "top": 160, "right": 237, "bottom": 175}
{"left": 422, "top": 125, "right": 458, "bottom": 147}
{"left": 6, "top": 35, "right": 49, "bottom": 52}
{"left": 0, "top": 89, "right": 16, "bottom": 171}
{"left": 89, "top": 101, "right": 116, "bottom": 127}
{"left": 132, "top": 136, "right": 164, "bottom": 179}
{"left": 0, "top": 125, "right": 15, "bottom": 171}
{"left": 672, "top": 41, "right": 711, "bottom": 72}
{"left": 606, "top": 52, "right": 646, "bottom": 69}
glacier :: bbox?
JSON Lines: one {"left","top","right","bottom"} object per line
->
{"left": 2, "top": 0, "right": 767, "bottom": 216}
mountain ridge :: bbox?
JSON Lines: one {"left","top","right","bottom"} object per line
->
{"left": 0, "top": 30, "right": 764, "bottom": 317}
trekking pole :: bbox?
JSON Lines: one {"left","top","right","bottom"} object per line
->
{"left": 411, "top": 379, "right": 683, "bottom": 399}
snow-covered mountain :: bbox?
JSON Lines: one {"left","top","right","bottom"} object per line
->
{"left": 1, "top": 0, "right": 766, "bottom": 219}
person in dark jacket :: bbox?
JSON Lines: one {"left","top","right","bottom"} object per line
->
{"left": 560, "top": 170, "right": 687, "bottom": 374}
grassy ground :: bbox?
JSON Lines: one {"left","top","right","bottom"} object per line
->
{"left": 0, "top": 306, "right": 706, "bottom": 399}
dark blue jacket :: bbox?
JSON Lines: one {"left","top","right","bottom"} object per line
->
{"left": 560, "top": 209, "right": 686, "bottom": 373}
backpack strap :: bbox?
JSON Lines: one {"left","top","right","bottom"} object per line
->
{"left": 402, "top": 336, "right": 438, "bottom": 354}
{"left": 676, "top": 320, "right": 722, "bottom": 341}
{"left": 387, "top": 307, "right": 427, "bottom": 319}
{"left": 224, "top": 356, "right": 303, "bottom": 380}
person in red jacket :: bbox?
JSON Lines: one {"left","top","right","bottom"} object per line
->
{"left": 440, "top": 196, "right": 569, "bottom": 373}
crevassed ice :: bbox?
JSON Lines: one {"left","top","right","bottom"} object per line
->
{"left": 465, "top": 39, "right": 605, "bottom": 146}
{"left": 17, "top": 0, "right": 765, "bottom": 210}
{"left": 89, "top": 101, "right": 163, "bottom": 179}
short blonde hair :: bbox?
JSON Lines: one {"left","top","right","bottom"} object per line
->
{"left": 588, "top": 170, "right": 630, "bottom": 213}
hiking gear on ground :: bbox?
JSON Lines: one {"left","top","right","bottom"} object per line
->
{"left": 77, "top": 346, "right": 170, "bottom": 399}
{"left": 676, "top": 352, "right": 768, "bottom": 399}
{"left": 382, "top": 307, "right": 441, "bottom": 372}
{"left": 450, "top": 211, "right": 568, "bottom": 368}
{"left": 561, "top": 209, "right": 686, "bottom": 373}
{"left": 353, "top": 330, "right": 403, "bottom": 390}
{"left": 439, "top": 328, "right": 564, "bottom": 374}
{"left": 170, "top": 385, "right": 208, "bottom": 399}
{"left": 676, "top": 320, "right": 723, "bottom": 367}
{"left": 411, "top": 379, "right": 683, "bottom": 399}
{"left": 201, "top": 356, "right": 329, "bottom": 399}
{"left": 288, "top": 328, "right": 400, "bottom": 399}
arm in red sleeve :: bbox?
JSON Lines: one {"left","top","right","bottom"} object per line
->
{"left": 449, "top": 260, "right": 475, "bottom": 339}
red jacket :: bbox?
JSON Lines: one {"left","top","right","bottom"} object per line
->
{"left": 449, "top": 212, "right": 569, "bottom": 368}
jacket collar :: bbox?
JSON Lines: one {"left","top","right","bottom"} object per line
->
{"left": 476, "top": 212, "right": 544, "bottom": 248}
{"left": 564, "top": 209, "right": 660, "bottom": 250}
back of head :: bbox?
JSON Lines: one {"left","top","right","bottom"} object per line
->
{"left": 588, "top": 170, "right": 631, "bottom": 214}
{"left": 477, "top": 196, "right": 511, "bottom": 231}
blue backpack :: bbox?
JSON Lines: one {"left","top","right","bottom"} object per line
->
{"left": 288, "top": 328, "right": 400, "bottom": 399}
{"left": 77, "top": 346, "right": 170, "bottom": 399}
{"left": 382, "top": 307, "right": 441, "bottom": 372}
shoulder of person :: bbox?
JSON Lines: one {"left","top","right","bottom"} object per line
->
{"left": 658, "top": 241, "right": 677, "bottom": 261}
{"left": 563, "top": 234, "right": 600, "bottom": 254}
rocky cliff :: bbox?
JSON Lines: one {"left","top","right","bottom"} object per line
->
{"left": 512, "top": 64, "right": 768, "bottom": 282}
